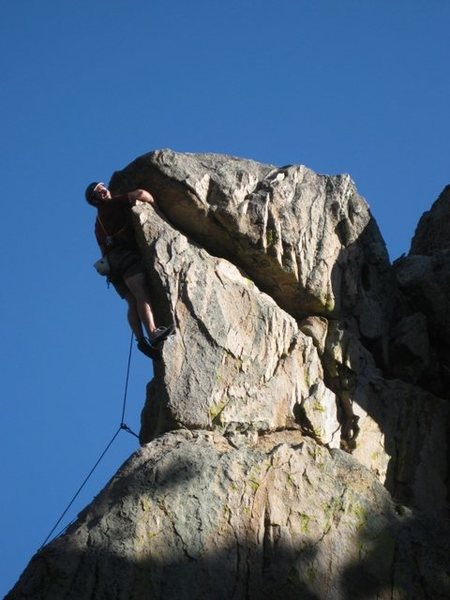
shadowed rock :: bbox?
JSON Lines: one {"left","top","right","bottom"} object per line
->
{"left": 6, "top": 431, "right": 450, "bottom": 600}
{"left": 394, "top": 185, "right": 450, "bottom": 397}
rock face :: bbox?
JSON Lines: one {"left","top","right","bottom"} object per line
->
{"left": 9, "top": 431, "right": 449, "bottom": 600}
{"left": 393, "top": 186, "right": 450, "bottom": 397}
{"left": 7, "top": 151, "right": 450, "bottom": 599}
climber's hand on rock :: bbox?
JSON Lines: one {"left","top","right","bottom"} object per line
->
{"left": 128, "top": 189, "right": 155, "bottom": 204}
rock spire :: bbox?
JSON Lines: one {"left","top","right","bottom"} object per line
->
{"left": 7, "top": 151, "right": 449, "bottom": 599}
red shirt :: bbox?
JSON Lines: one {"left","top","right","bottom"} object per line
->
{"left": 95, "top": 194, "right": 137, "bottom": 255}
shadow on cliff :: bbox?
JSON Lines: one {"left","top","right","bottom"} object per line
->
{"left": 327, "top": 220, "right": 449, "bottom": 515}
{"left": 8, "top": 506, "right": 449, "bottom": 599}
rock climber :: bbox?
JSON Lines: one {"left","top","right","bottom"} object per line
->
{"left": 85, "top": 181, "right": 173, "bottom": 360}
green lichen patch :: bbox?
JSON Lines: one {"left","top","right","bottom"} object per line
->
{"left": 299, "top": 513, "right": 311, "bottom": 534}
{"left": 209, "top": 398, "right": 228, "bottom": 424}
{"left": 266, "top": 228, "right": 280, "bottom": 248}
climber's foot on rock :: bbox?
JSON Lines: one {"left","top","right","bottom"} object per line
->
{"left": 149, "top": 324, "right": 175, "bottom": 346}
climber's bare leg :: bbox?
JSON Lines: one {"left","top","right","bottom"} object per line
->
{"left": 124, "top": 271, "right": 157, "bottom": 339}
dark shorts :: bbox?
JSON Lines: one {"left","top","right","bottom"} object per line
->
{"left": 107, "top": 247, "right": 144, "bottom": 299}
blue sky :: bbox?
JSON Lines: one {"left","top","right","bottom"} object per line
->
{"left": 1, "top": 0, "right": 448, "bottom": 594}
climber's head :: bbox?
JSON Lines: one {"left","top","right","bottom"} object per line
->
{"left": 85, "top": 182, "right": 111, "bottom": 206}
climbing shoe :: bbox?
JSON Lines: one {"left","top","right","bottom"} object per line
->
{"left": 137, "top": 339, "right": 162, "bottom": 361}
{"left": 148, "top": 324, "right": 175, "bottom": 346}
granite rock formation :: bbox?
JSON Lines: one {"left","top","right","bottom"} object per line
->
{"left": 394, "top": 185, "right": 450, "bottom": 398}
{"left": 7, "top": 151, "right": 450, "bottom": 599}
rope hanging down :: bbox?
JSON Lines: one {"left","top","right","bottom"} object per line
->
{"left": 39, "top": 333, "right": 139, "bottom": 550}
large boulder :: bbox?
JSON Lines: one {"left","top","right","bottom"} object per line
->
{"left": 110, "top": 150, "right": 397, "bottom": 341}
{"left": 7, "top": 431, "right": 450, "bottom": 600}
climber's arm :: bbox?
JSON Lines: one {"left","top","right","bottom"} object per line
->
{"left": 128, "top": 189, "right": 155, "bottom": 204}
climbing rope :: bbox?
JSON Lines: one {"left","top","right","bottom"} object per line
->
{"left": 120, "top": 331, "right": 136, "bottom": 430}
{"left": 39, "top": 332, "right": 139, "bottom": 550}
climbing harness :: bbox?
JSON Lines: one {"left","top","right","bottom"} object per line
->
{"left": 93, "top": 215, "right": 128, "bottom": 277}
{"left": 39, "top": 333, "right": 139, "bottom": 550}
